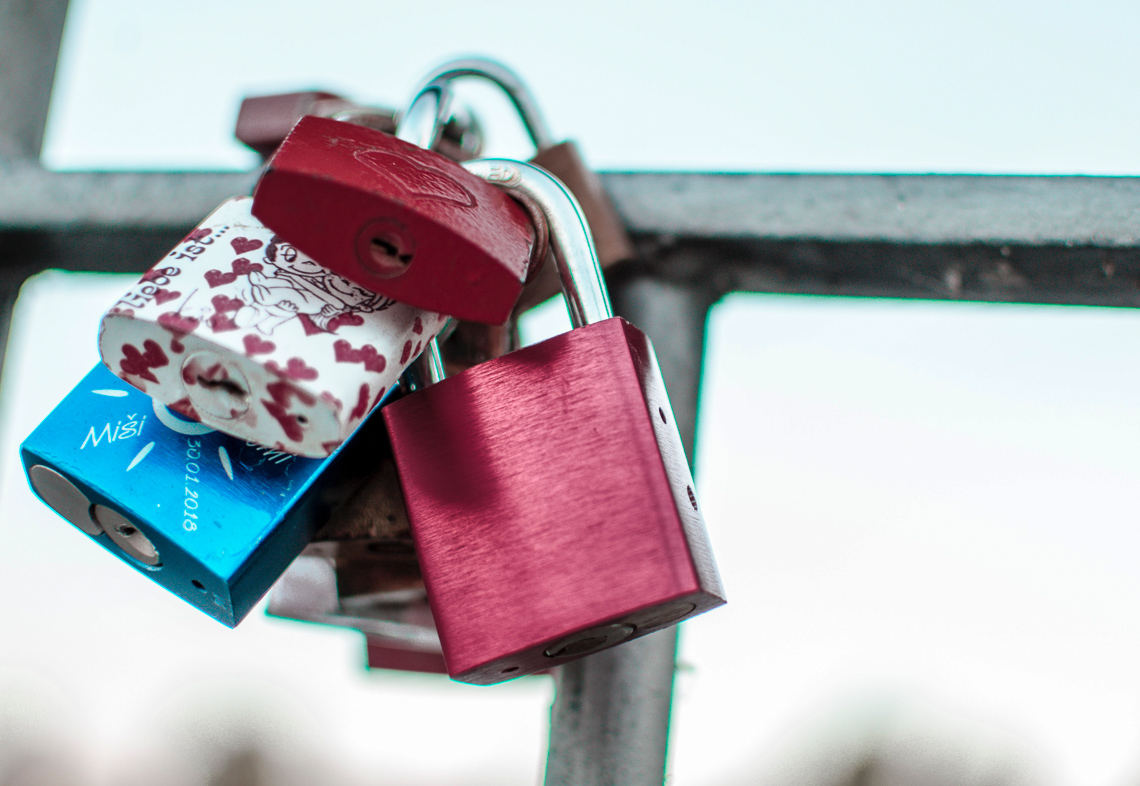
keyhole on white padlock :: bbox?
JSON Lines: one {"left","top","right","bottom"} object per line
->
{"left": 183, "top": 352, "right": 251, "bottom": 419}
{"left": 198, "top": 375, "right": 247, "bottom": 400}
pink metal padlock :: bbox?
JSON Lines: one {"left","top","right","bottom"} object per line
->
{"left": 250, "top": 113, "right": 536, "bottom": 324}
{"left": 383, "top": 160, "right": 725, "bottom": 685}
{"left": 99, "top": 197, "right": 447, "bottom": 456}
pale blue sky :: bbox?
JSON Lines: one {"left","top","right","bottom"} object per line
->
{"left": 43, "top": 0, "right": 1140, "bottom": 174}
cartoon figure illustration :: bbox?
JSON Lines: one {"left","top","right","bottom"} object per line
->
{"left": 232, "top": 238, "right": 393, "bottom": 335}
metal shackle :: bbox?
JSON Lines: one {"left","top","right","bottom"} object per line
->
{"left": 464, "top": 159, "right": 612, "bottom": 328}
{"left": 410, "top": 57, "right": 554, "bottom": 151}
{"left": 415, "top": 158, "right": 613, "bottom": 385}
{"left": 395, "top": 78, "right": 454, "bottom": 150}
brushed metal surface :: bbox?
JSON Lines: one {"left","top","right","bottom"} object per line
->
{"left": 384, "top": 317, "right": 725, "bottom": 685}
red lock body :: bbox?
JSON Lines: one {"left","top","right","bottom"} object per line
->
{"left": 383, "top": 317, "right": 725, "bottom": 685}
{"left": 251, "top": 116, "right": 534, "bottom": 324}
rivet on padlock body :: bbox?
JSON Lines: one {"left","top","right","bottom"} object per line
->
{"left": 409, "top": 58, "right": 636, "bottom": 314}
{"left": 251, "top": 114, "right": 535, "bottom": 324}
{"left": 383, "top": 160, "right": 725, "bottom": 685}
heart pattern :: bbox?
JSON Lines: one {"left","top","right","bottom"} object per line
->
{"left": 348, "top": 383, "right": 371, "bottom": 421}
{"left": 266, "top": 356, "right": 319, "bottom": 381}
{"left": 153, "top": 288, "right": 181, "bottom": 305}
{"left": 119, "top": 340, "right": 169, "bottom": 383}
{"left": 157, "top": 312, "right": 200, "bottom": 335}
{"left": 334, "top": 339, "right": 387, "bottom": 373}
{"left": 101, "top": 198, "right": 443, "bottom": 457}
{"left": 205, "top": 269, "right": 237, "bottom": 288}
{"left": 232, "top": 257, "right": 263, "bottom": 275}
{"left": 231, "top": 237, "right": 263, "bottom": 255}
{"left": 243, "top": 334, "right": 276, "bottom": 356}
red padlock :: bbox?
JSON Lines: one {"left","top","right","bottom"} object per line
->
{"left": 383, "top": 160, "right": 725, "bottom": 685}
{"left": 250, "top": 100, "right": 536, "bottom": 324}
{"left": 407, "top": 58, "right": 636, "bottom": 313}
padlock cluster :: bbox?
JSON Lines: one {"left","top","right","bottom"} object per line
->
{"left": 20, "top": 60, "right": 725, "bottom": 685}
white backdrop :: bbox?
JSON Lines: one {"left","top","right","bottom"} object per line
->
{"left": 3, "top": 1, "right": 1140, "bottom": 783}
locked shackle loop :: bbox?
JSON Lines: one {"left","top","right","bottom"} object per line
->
{"left": 463, "top": 159, "right": 612, "bottom": 328}
{"left": 417, "top": 158, "right": 607, "bottom": 384}
{"left": 411, "top": 58, "right": 554, "bottom": 151}
{"left": 395, "top": 78, "right": 455, "bottom": 150}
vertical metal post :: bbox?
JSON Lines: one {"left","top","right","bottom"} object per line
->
{"left": 544, "top": 271, "right": 717, "bottom": 786}
{"left": 0, "top": 0, "right": 70, "bottom": 384}
{"left": 0, "top": 0, "right": 70, "bottom": 159}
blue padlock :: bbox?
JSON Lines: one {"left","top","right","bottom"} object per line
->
{"left": 21, "top": 363, "right": 393, "bottom": 626}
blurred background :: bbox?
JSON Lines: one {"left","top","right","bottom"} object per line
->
{"left": 2, "top": 0, "right": 1140, "bottom": 783}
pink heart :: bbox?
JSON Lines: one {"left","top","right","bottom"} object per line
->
{"left": 232, "top": 257, "right": 263, "bottom": 275}
{"left": 211, "top": 294, "right": 244, "bottom": 313}
{"left": 243, "top": 334, "right": 276, "bottom": 355}
{"left": 153, "top": 288, "right": 180, "bottom": 305}
{"left": 207, "top": 313, "right": 238, "bottom": 332}
{"left": 266, "top": 356, "right": 318, "bottom": 381}
{"left": 157, "top": 312, "right": 200, "bottom": 335}
{"left": 325, "top": 312, "right": 364, "bottom": 333}
{"left": 266, "top": 380, "right": 315, "bottom": 408}
{"left": 119, "top": 339, "right": 170, "bottom": 383}
{"left": 261, "top": 399, "right": 304, "bottom": 443}
{"left": 205, "top": 269, "right": 237, "bottom": 288}
{"left": 349, "top": 383, "right": 371, "bottom": 420}
{"left": 231, "top": 237, "right": 263, "bottom": 255}
{"left": 333, "top": 339, "right": 387, "bottom": 373}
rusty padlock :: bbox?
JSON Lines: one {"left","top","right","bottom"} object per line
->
{"left": 251, "top": 82, "right": 537, "bottom": 324}
{"left": 383, "top": 160, "right": 725, "bottom": 685}
{"left": 410, "top": 58, "right": 636, "bottom": 313}
{"left": 234, "top": 89, "right": 483, "bottom": 163}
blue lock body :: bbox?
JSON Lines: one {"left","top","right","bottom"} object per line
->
{"left": 21, "top": 363, "right": 391, "bottom": 626}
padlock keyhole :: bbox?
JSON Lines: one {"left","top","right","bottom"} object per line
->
{"left": 357, "top": 220, "right": 416, "bottom": 279}
{"left": 182, "top": 352, "right": 252, "bottom": 419}
{"left": 367, "top": 233, "right": 414, "bottom": 276}
{"left": 198, "top": 375, "right": 247, "bottom": 400}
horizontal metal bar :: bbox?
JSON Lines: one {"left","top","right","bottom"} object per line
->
{"left": 6, "top": 164, "right": 1140, "bottom": 249}
{"left": 0, "top": 161, "right": 256, "bottom": 229}
{"left": 606, "top": 172, "right": 1140, "bottom": 247}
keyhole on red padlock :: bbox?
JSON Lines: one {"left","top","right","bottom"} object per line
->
{"left": 357, "top": 220, "right": 416, "bottom": 279}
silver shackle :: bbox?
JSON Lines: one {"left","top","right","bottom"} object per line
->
{"left": 392, "top": 82, "right": 458, "bottom": 388}
{"left": 410, "top": 57, "right": 554, "bottom": 151}
{"left": 415, "top": 159, "right": 611, "bottom": 386}
{"left": 395, "top": 78, "right": 454, "bottom": 150}
{"left": 464, "top": 159, "right": 611, "bottom": 328}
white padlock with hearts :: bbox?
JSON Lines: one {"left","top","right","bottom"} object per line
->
{"left": 99, "top": 197, "right": 446, "bottom": 457}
